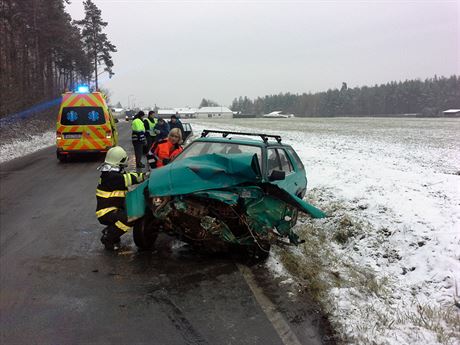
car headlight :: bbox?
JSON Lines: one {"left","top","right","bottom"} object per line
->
{"left": 152, "top": 197, "right": 164, "bottom": 206}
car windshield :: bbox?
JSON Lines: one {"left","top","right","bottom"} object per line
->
{"left": 175, "top": 141, "right": 262, "bottom": 166}
{"left": 61, "top": 106, "right": 106, "bottom": 125}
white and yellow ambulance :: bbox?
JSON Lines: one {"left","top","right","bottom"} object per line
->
{"left": 56, "top": 86, "right": 119, "bottom": 162}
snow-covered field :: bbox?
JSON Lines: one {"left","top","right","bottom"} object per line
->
{"left": 1, "top": 117, "right": 459, "bottom": 344}
{"left": 189, "top": 118, "right": 460, "bottom": 345}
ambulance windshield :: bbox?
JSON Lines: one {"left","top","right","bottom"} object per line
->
{"left": 61, "top": 107, "right": 106, "bottom": 125}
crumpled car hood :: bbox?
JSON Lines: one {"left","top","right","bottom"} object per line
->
{"left": 148, "top": 152, "right": 262, "bottom": 196}
{"left": 126, "top": 153, "right": 326, "bottom": 221}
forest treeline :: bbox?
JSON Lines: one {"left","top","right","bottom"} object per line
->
{"left": 0, "top": 0, "right": 89, "bottom": 118}
{"left": 231, "top": 76, "right": 460, "bottom": 117}
{"left": 0, "top": 0, "right": 115, "bottom": 119}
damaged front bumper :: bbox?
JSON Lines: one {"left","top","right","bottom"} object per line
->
{"left": 126, "top": 153, "right": 326, "bottom": 251}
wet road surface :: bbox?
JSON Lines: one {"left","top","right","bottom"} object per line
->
{"left": 0, "top": 122, "right": 335, "bottom": 344}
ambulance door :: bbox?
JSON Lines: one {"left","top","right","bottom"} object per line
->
{"left": 107, "top": 109, "right": 119, "bottom": 146}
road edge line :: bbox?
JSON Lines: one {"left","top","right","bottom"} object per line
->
{"left": 237, "top": 263, "right": 303, "bottom": 345}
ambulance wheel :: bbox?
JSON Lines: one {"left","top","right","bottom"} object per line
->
{"left": 57, "top": 152, "right": 68, "bottom": 163}
{"left": 133, "top": 211, "right": 159, "bottom": 251}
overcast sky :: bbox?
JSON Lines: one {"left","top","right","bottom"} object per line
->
{"left": 66, "top": 0, "right": 459, "bottom": 108}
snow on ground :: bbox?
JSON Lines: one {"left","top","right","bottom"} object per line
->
{"left": 1, "top": 117, "right": 458, "bottom": 344}
{"left": 0, "top": 130, "right": 55, "bottom": 163}
{"left": 190, "top": 118, "right": 460, "bottom": 345}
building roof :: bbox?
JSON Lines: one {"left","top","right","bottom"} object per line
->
{"left": 158, "top": 109, "right": 176, "bottom": 115}
{"left": 174, "top": 107, "right": 198, "bottom": 114}
{"left": 197, "top": 106, "right": 232, "bottom": 113}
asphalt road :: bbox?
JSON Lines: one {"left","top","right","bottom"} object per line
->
{"left": 0, "top": 122, "right": 335, "bottom": 345}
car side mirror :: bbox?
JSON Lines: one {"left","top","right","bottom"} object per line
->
{"left": 269, "top": 170, "right": 285, "bottom": 181}
{"left": 114, "top": 118, "right": 119, "bottom": 123}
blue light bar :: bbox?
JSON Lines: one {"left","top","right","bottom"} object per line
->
{"left": 77, "top": 85, "right": 90, "bottom": 93}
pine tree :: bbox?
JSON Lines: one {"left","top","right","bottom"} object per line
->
{"left": 0, "top": 0, "right": 94, "bottom": 118}
{"left": 199, "top": 98, "right": 219, "bottom": 107}
{"left": 75, "top": 0, "right": 116, "bottom": 89}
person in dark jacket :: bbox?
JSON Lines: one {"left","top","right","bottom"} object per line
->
{"left": 153, "top": 118, "right": 170, "bottom": 142}
{"left": 96, "top": 146, "right": 148, "bottom": 250}
{"left": 169, "top": 114, "right": 184, "bottom": 140}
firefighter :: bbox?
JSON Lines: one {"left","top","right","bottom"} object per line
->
{"left": 131, "top": 111, "right": 146, "bottom": 168}
{"left": 147, "top": 128, "right": 183, "bottom": 169}
{"left": 96, "top": 146, "right": 148, "bottom": 250}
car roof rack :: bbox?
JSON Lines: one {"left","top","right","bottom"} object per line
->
{"left": 201, "top": 130, "right": 282, "bottom": 144}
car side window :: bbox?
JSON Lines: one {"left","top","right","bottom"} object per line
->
{"left": 278, "top": 149, "right": 293, "bottom": 173}
{"left": 267, "top": 148, "right": 281, "bottom": 174}
{"left": 286, "top": 147, "right": 304, "bottom": 171}
{"left": 226, "top": 145, "right": 242, "bottom": 154}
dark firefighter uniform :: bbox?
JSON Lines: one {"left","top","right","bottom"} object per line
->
{"left": 96, "top": 168, "right": 146, "bottom": 249}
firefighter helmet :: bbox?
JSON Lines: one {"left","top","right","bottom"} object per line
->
{"left": 105, "top": 146, "right": 128, "bottom": 167}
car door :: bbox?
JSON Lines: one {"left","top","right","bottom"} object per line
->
{"left": 266, "top": 148, "right": 294, "bottom": 194}
{"left": 285, "top": 147, "right": 307, "bottom": 197}
{"left": 276, "top": 148, "right": 299, "bottom": 195}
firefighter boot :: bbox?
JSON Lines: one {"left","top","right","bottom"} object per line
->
{"left": 100, "top": 226, "right": 124, "bottom": 251}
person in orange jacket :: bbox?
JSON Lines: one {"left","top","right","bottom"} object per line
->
{"left": 147, "top": 128, "right": 183, "bottom": 169}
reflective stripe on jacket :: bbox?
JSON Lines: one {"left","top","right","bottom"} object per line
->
{"left": 96, "top": 170, "right": 146, "bottom": 218}
{"left": 144, "top": 118, "right": 158, "bottom": 137}
{"left": 131, "top": 118, "right": 146, "bottom": 142}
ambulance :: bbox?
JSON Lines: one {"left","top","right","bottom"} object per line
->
{"left": 56, "top": 86, "right": 119, "bottom": 162}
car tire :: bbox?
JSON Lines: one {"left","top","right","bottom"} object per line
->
{"left": 246, "top": 240, "right": 271, "bottom": 262}
{"left": 133, "top": 211, "right": 159, "bottom": 251}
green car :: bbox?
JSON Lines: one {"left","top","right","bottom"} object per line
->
{"left": 126, "top": 130, "right": 325, "bottom": 260}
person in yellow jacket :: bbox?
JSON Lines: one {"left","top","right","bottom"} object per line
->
{"left": 131, "top": 111, "right": 146, "bottom": 168}
{"left": 96, "top": 146, "right": 148, "bottom": 250}
{"left": 143, "top": 110, "right": 158, "bottom": 152}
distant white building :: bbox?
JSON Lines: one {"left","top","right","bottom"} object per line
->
{"left": 195, "top": 106, "right": 233, "bottom": 119}
{"left": 263, "top": 111, "right": 295, "bottom": 118}
{"left": 174, "top": 107, "right": 198, "bottom": 118}
{"left": 157, "top": 109, "right": 176, "bottom": 119}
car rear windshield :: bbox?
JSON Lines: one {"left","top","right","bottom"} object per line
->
{"left": 60, "top": 107, "right": 106, "bottom": 125}
{"left": 175, "top": 141, "right": 262, "bottom": 166}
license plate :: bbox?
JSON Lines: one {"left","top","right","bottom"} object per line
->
{"left": 64, "top": 133, "right": 82, "bottom": 139}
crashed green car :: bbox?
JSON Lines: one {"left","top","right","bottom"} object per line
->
{"left": 126, "top": 130, "right": 325, "bottom": 259}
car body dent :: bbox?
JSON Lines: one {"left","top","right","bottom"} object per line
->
{"left": 126, "top": 152, "right": 325, "bottom": 247}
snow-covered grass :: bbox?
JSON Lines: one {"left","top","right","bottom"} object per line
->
{"left": 0, "top": 130, "right": 55, "bottom": 163}
{"left": 190, "top": 118, "right": 460, "bottom": 345}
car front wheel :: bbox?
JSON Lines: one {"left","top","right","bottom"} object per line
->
{"left": 246, "top": 240, "right": 271, "bottom": 262}
{"left": 133, "top": 211, "right": 160, "bottom": 251}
